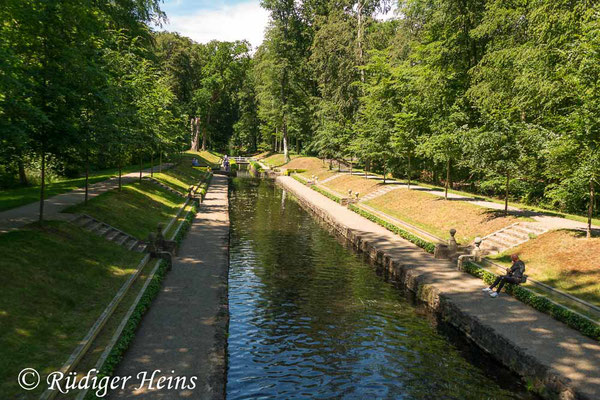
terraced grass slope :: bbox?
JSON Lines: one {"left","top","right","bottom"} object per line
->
{"left": 0, "top": 221, "right": 143, "bottom": 398}
{"left": 491, "top": 229, "right": 600, "bottom": 306}
{"left": 366, "top": 189, "right": 520, "bottom": 244}
{"left": 64, "top": 181, "right": 183, "bottom": 239}
{"left": 153, "top": 153, "right": 210, "bottom": 194}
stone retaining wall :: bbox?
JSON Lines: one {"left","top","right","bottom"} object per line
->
{"left": 277, "top": 176, "right": 581, "bottom": 400}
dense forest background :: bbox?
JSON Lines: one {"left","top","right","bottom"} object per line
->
{"left": 1, "top": 0, "right": 598, "bottom": 219}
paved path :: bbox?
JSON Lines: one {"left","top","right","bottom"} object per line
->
{"left": 332, "top": 170, "right": 599, "bottom": 232}
{"left": 278, "top": 175, "right": 600, "bottom": 400}
{"left": 109, "top": 174, "right": 229, "bottom": 399}
{"left": 0, "top": 165, "right": 172, "bottom": 233}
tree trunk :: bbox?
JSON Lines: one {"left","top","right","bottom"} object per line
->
{"left": 201, "top": 114, "right": 210, "bottom": 151}
{"left": 505, "top": 170, "right": 510, "bottom": 216}
{"left": 18, "top": 159, "right": 28, "bottom": 186}
{"left": 159, "top": 152, "right": 162, "bottom": 174}
{"left": 407, "top": 155, "right": 412, "bottom": 189}
{"left": 282, "top": 120, "right": 290, "bottom": 163}
{"left": 85, "top": 155, "right": 89, "bottom": 205}
{"left": 139, "top": 155, "right": 142, "bottom": 182}
{"left": 39, "top": 150, "right": 46, "bottom": 223}
{"left": 150, "top": 152, "right": 154, "bottom": 177}
{"left": 357, "top": 1, "right": 365, "bottom": 84}
{"left": 118, "top": 161, "right": 122, "bottom": 192}
{"left": 296, "top": 136, "right": 299, "bottom": 153}
{"left": 350, "top": 156, "right": 353, "bottom": 175}
{"left": 588, "top": 179, "right": 595, "bottom": 239}
{"left": 445, "top": 158, "right": 451, "bottom": 200}
{"left": 383, "top": 159, "right": 386, "bottom": 184}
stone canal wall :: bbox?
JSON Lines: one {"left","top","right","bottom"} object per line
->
{"left": 276, "top": 175, "right": 600, "bottom": 400}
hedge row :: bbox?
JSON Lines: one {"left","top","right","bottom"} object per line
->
{"left": 284, "top": 168, "right": 307, "bottom": 176}
{"left": 96, "top": 259, "right": 169, "bottom": 383}
{"left": 348, "top": 204, "right": 436, "bottom": 254}
{"left": 463, "top": 262, "right": 600, "bottom": 342}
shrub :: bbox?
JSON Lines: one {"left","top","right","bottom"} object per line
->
{"left": 463, "top": 262, "right": 600, "bottom": 341}
{"left": 348, "top": 204, "right": 436, "bottom": 254}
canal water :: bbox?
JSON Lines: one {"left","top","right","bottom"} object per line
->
{"left": 227, "top": 177, "right": 535, "bottom": 399}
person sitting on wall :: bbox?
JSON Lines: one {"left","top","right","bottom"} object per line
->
{"left": 191, "top": 157, "right": 200, "bottom": 167}
{"left": 482, "top": 254, "right": 525, "bottom": 298}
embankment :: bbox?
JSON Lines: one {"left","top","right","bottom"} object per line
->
{"left": 276, "top": 175, "right": 600, "bottom": 400}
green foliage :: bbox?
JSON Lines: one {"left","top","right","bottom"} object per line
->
{"left": 463, "top": 262, "right": 600, "bottom": 342}
{"left": 98, "top": 260, "right": 169, "bottom": 379}
{"left": 348, "top": 204, "right": 436, "bottom": 254}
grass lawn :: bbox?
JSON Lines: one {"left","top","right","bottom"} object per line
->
{"left": 187, "top": 150, "right": 222, "bottom": 168}
{"left": 283, "top": 157, "right": 338, "bottom": 181}
{"left": 366, "top": 189, "right": 521, "bottom": 243}
{"left": 262, "top": 153, "right": 300, "bottom": 167}
{"left": 490, "top": 230, "right": 600, "bottom": 307}
{"left": 324, "top": 174, "right": 386, "bottom": 198}
{"left": 0, "top": 162, "right": 157, "bottom": 213}
{"left": 64, "top": 181, "right": 183, "bottom": 239}
{"left": 0, "top": 221, "right": 143, "bottom": 398}
{"left": 153, "top": 153, "right": 209, "bottom": 194}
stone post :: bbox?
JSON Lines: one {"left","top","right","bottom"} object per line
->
{"left": 472, "top": 237, "right": 483, "bottom": 262}
{"left": 448, "top": 228, "right": 458, "bottom": 256}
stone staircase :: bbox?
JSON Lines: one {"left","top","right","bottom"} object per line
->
{"left": 479, "top": 223, "right": 547, "bottom": 255}
{"left": 359, "top": 185, "right": 403, "bottom": 203}
{"left": 72, "top": 214, "right": 147, "bottom": 253}
{"left": 143, "top": 177, "right": 185, "bottom": 198}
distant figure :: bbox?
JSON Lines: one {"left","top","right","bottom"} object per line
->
{"left": 191, "top": 157, "right": 200, "bottom": 167}
{"left": 483, "top": 254, "right": 525, "bottom": 298}
{"left": 223, "top": 155, "right": 230, "bottom": 172}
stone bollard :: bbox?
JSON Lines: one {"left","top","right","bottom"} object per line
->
{"left": 457, "top": 254, "right": 473, "bottom": 271}
{"left": 355, "top": 192, "right": 359, "bottom": 200}
{"left": 472, "top": 237, "right": 483, "bottom": 262}
{"left": 448, "top": 229, "right": 458, "bottom": 256}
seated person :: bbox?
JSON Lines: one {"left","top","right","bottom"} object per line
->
{"left": 482, "top": 254, "right": 525, "bottom": 298}
{"left": 191, "top": 157, "right": 200, "bottom": 167}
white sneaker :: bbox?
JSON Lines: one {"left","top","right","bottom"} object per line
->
{"left": 489, "top": 292, "right": 498, "bottom": 298}
{"left": 482, "top": 287, "right": 492, "bottom": 292}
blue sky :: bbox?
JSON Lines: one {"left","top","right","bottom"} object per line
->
{"left": 155, "top": 1, "right": 397, "bottom": 49}
{"left": 156, "top": 0, "right": 269, "bottom": 49}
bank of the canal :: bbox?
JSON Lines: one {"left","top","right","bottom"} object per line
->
{"left": 227, "top": 177, "right": 536, "bottom": 399}
{"left": 276, "top": 175, "right": 600, "bottom": 400}
{"left": 109, "top": 174, "right": 229, "bottom": 400}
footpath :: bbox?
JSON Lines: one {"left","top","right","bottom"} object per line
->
{"left": 326, "top": 170, "right": 599, "bottom": 232}
{"left": 277, "top": 175, "right": 600, "bottom": 400}
{"left": 108, "top": 174, "right": 229, "bottom": 399}
{"left": 0, "top": 165, "right": 171, "bottom": 233}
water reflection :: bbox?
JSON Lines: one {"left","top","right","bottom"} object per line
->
{"left": 227, "top": 178, "right": 534, "bottom": 399}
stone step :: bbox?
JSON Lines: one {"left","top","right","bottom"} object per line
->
{"left": 498, "top": 229, "right": 529, "bottom": 241}
{"left": 69, "top": 214, "right": 147, "bottom": 253}
{"left": 126, "top": 238, "right": 139, "bottom": 251}
{"left": 494, "top": 231, "right": 526, "bottom": 244}
{"left": 105, "top": 229, "right": 121, "bottom": 241}
{"left": 114, "top": 233, "right": 129, "bottom": 246}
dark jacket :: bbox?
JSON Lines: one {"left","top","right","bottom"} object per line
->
{"left": 509, "top": 260, "right": 525, "bottom": 280}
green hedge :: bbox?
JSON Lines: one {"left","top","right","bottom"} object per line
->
{"left": 348, "top": 204, "right": 436, "bottom": 254}
{"left": 463, "top": 262, "right": 600, "bottom": 341}
{"left": 97, "top": 259, "right": 169, "bottom": 381}
{"left": 311, "top": 184, "right": 342, "bottom": 203}
{"left": 285, "top": 168, "right": 307, "bottom": 176}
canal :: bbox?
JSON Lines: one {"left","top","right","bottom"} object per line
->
{"left": 227, "top": 177, "right": 535, "bottom": 399}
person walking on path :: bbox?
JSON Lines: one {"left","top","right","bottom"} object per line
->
{"left": 483, "top": 254, "right": 526, "bottom": 298}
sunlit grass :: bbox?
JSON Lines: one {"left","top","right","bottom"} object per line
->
{"left": 0, "top": 221, "right": 142, "bottom": 397}
{"left": 490, "top": 229, "right": 600, "bottom": 306}
{"left": 0, "top": 162, "right": 155, "bottom": 212}
{"left": 64, "top": 181, "right": 184, "bottom": 239}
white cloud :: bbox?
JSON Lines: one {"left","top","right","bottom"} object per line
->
{"left": 160, "top": 1, "right": 270, "bottom": 49}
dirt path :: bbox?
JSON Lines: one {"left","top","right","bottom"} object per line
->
{"left": 0, "top": 165, "right": 172, "bottom": 233}
{"left": 278, "top": 175, "right": 600, "bottom": 400}
{"left": 108, "top": 174, "right": 229, "bottom": 400}
{"left": 331, "top": 170, "right": 599, "bottom": 232}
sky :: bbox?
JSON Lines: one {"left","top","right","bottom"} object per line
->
{"left": 156, "top": 0, "right": 270, "bottom": 50}
{"left": 155, "top": 1, "right": 398, "bottom": 50}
